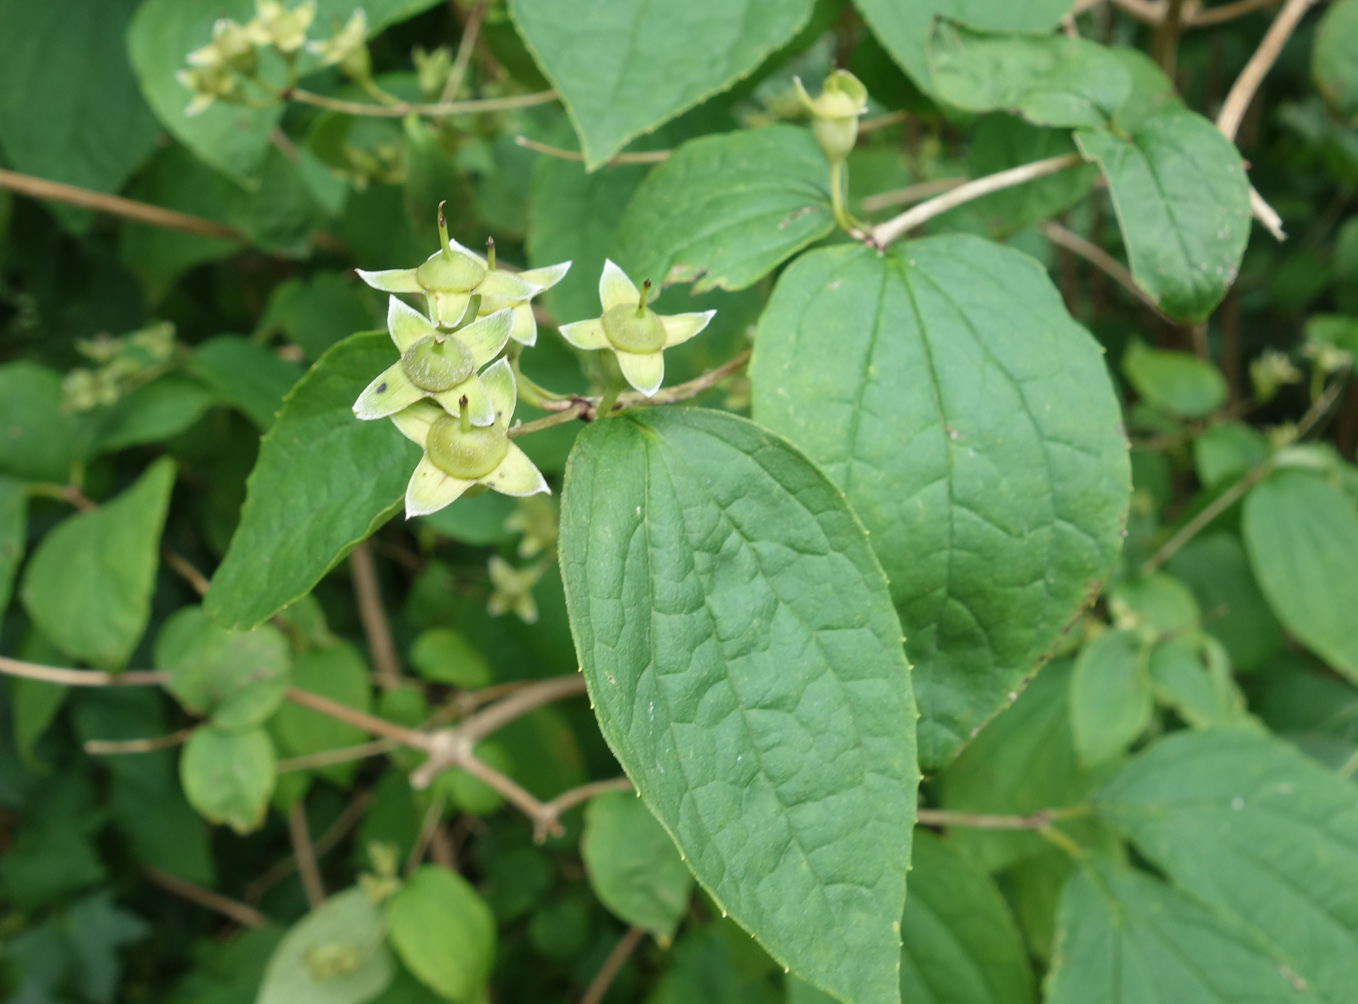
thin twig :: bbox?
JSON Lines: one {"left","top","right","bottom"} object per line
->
{"left": 1191, "top": 0, "right": 1282, "bottom": 26}
{"left": 245, "top": 790, "right": 372, "bottom": 903}
{"left": 350, "top": 540, "right": 402, "bottom": 689}
{"left": 514, "top": 135, "right": 671, "bottom": 165}
{"left": 860, "top": 176, "right": 966, "bottom": 213}
{"left": 162, "top": 548, "right": 211, "bottom": 597}
{"left": 1152, "top": 0, "right": 1189, "bottom": 71}
{"left": 1217, "top": 0, "right": 1317, "bottom": 141}
{"left": 1250, "top": 186, "right": 1287, "bottom": 241}
{"left": 275, "top": 738, "right": 398, "bottom": 773}
{"left": 142, "top": 868, "right": 268, "bottom": 929}
{"left": 84, "top": 729, "right": 193, "bottom": 755}
{"left": 289, "top": 803, "right": 326, "bottom": 908}
{"left": 287, "top": 87, "right": 557, "bottom": 118}
{"left": 405, "top": 793, "right": 447, "bottom": 876}
{"left": 870, "top": 153, "right": 1084, "bottom": 247}
{"left": 534, "top": 777, "right": 635, "bottom": 843}
{"left": 581, "top": 927, "right": 647, "bottom": 1004}
{"left": 0, "top": 656, "right": 165, "bottom": 687}
{"left": 857, "top": 110, "right": 910, "bottom": 133}
{"left": 1111, "top": 0, "right": 1168, "bottom": 24}
{"left": 285, "top": 687, "right": 431, "bottom": 749}
{"left": 1039, "top": 220, "right": 1169, "bottom": 317}
{"left": 440, "top": 0, "right": 488, "bottom": 104}
{"left": 916, "top": 807, "right": 1085, "bottom": 830}
{"left": 0, "top": 169, "right": 246, "bottom": 241}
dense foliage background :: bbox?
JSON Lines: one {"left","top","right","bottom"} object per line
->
{"left": 1, "top": 1, "right": 1357, "bottom": 1003}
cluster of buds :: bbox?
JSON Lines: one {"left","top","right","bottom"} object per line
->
{"left": 1250, "top": 349, "right": 1303, "bottom": 403}
{"left": 62, "top": 322, "right": 178, "bottom": 413}
{"left": 178, "top": 2, "right": 370, "bottom": 116}
{"left": 352, "top": 208, "right": 720, "bottom": 520}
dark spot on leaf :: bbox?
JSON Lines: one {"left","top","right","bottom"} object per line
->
{"left": 377, "top": 382, "right": 388, "bottom": 394}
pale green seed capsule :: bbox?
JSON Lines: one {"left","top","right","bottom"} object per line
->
{"left": 401, "top": 336, "right": 475, "bottom": 392}
{"left": 426, "top": 414, "right": 510, "bottom": 479}
{"left": 415, "top": 253, "right": 486, "bottom": 293}
{"left": 602, "top": 303, "right": 666, "bottom": 354}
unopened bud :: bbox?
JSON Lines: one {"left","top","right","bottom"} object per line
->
{"left": 795, "top": 70, "right": 868, "bottom": 165}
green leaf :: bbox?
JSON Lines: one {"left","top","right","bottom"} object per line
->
{"left": 1106, "top": 572, "right": 1200, "bottom": 635}
{"left": 259, "top": 886, "right": 395, "bottom": 1004}
{"left": 1121, "top": 341, "right": 1227, "bottom": 419}
{"left": 1192, "top": 421, "right": 1269, "bottom": 487}
{"left": 927, "top": 25, "right": 1130, "bottom": 128}
{"left": 1243, "top": 469, "right": 1358, "bottom": 682}
{"left": 937, "top": 662, "right": 1104, "bottom": 872}
{"left": 260, "top": 273, "right": 380, "bottom": 362}
{"left": 1165, "top": 532, "right": 1282, "bottom": 672}
{"left": 749, "top": 238, "right": 1129, "bottom": 768}
{"left": 898, "top": 831, "right": 1035, "bottom": 1004}
{"left": 1146, "top": 633, "right": 1242, "bottom": 728}
{"left": 0, "top": 475, "right": 26, "bottom": 626}
{"left": 191, "top": 335, "right": 307, "bottom": 432}
{"left": 156, "top": 606, "right": 292, "bottom": 731}
{"left": 91, "top": 377, "right": 214, "bottom": 454}
{"left": 10, "top": 677, "right": 66, "bottom": 769}
{"left": 1070, "top": 629, "right": 1153, "bottom": 768}
{"left": 1095, "top": 728, "right": 1358, "bottom": 1002}
{"left": 509, "top": 0, "right": 813, "bottom": 167}
{"left": 205, "top": 332, "right": 420, "bottom": 629}
{"left": 854, "top": 0, "right": 1071, "bottom": 92}
{"left": 613, "top": 126, "right": 835, "bottom": 293}
{"left": 1314, "top": 0, "right": 1358, "bottom": 120}
{"left": 386, "top": 865, "right": 496, "bottom": 1002}
{"left": 20, "top": 458, "right": 175, "bottom": 669}
{"left": 0, "top": 0, "right": 159, "bottom": 225}
{"left": 1075, "top": 108, "right": 1251, "bottom": 321}
{"left": 582, "top": 790, "right": 693, "bottom": 941}
{"left": 559, "top": 407, "right": 917, "bottom": 1004}
{"left": 408, "top": 628, "right": 491, "bottom": 688}
{"left": 0, "top": 362, "right": 86, "bottom": 483}
{"left": 1047, "top": 860, "right": 1315, "bottom": 1004}
{"left": 180, "top": 724, "right": 276, "bottom": 834}
{"left": 271, "top": 644, "right": 372, "bottom": 786}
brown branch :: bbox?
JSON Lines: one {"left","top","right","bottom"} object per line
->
{"left": 581, "top": 927, "right": 647, "bottom": 1004}
{"left": 405, "top": 792, "right": 447, "bottom": 876}
{"left": 1217, "top": 0, "right": 1317, "bottom": 141}
{"left": 284, "top": 687, "right": 431, "bottom": 749}
{"left": 440, "top": 0, "right": 488, "bottom": 104}
{"left": 534, "top": 777, "right": 635, "bottom": 843}
{"left": 275, "top": 738, "right": 397, "bottom": 773}
{"left": 288, "top": 803, "right": 326, "bottom": 908}
{"left": 514, "top": 135, "right": 670, "bottom": 165}
{"left": 350, "top": 540, "right": 402, "bottom": 689}
{"left": 860, "top": 176, "right": 966, "bottom": 213}
{"left": 1152, "top": 0, "right": 1190, "bottom": 71}
{"left": 84, "top": 729, "right": 193, "bottom": 755}
{"left": 857, "top": 110, "right": 910, "bottom": 133}
{"left": 870, "top": 153, "right": 1085, "bottom": 247}
{"left": 162, "top": 548, "right": 211, "bottom": 597}
{"left": 245, "top": 790, "right": 372, "bottom": 903}
{"left": 1191, "top": 0, "right": 1283, "bottom": 26}
{"left": 0, "top": 656, "right": 165, "bottom": 687}
{"left": 287, "top": 87, "right": 557, "bottom": 118}
{"left": 1039, "top": 220, "right": 1169, "bottom": 318}
{"left": 142, "top": 867, "right": 268, "bottom": 929}
{"left": 0, "top": 169, "right": 246, "bottom": 242}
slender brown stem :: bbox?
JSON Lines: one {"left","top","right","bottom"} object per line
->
{"left": 457, "top": 675, "right": 587, "bottom": 745}
{"left": 142, "top": 867, "right": 268, "bottom": 929}
{"left": 1217, "top": 0, "right": 1316, "bottom": 141}
{"left": 287, "top": 87, "right": 556, "bottom": 118}
{"left": 514, "top": 135, "right": 670, "bottom": 165}
{"left": 1039, "top": 220, "right": 1168, "bottom": 318}
{"left": 245, "top": 790, "right": 372, "bottom": 903}
{"left": 441, "top": 0, "right": 488, "bottom": 103}
{"left": 870, "top": 154, "right": 1084, "bottom": 247}
{"left": 857, "top": 110, "right": 910, "bottom": 133}
{"left": 0, "top": 169, "right": 246, "bottom": 241}
{"left": 405, "top": 793, "right": 447, "bottom": 876}
{"left": 1152, "top": 0, "right": 1189, "bottom": 71}
{"left": 1250, "top": 186, "right": 1286, "bottom": 241}
{"left": 458, "top": 754, "right": 558, "bottom": 830}
{"left": 275, "top": 738, "right": 397, "bottom": 773}
{"left": 350, "top": 540, "right": 402, "bottom": 689}
{"left": 860, "top": 176, "right": 966, "bottom": 213}
{"left": 0, "top": 656, "right": 165, "bottom": 687}
{"left": 534, "top": 777, "right": 635, "bottom": 843}
{"left": 1111, "top": 0, "right": 1168, "bottom": 25}
{"left": 289, "top": 803, "right": 326, "bottom": 908}
{"left": 1191, "top": 0, "right": 1282, "bottom": 26}
{"left": 84, "top": 729, "right": 193, "bottom": 755}
{"left": 581, "top": 927, "right": 647, "bottom": 1004}
{"left": 285, "top": 686, "right": 431, "bottom": 749}
{"left": 162, "top": 548, "right": 211, "bottom": 597}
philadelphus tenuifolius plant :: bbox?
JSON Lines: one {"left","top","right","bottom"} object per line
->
{"left": 559, "top": 260, "right": 715, "bottom": 397}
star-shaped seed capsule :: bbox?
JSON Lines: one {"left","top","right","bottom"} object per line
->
{"left": 353, "top": 296, "right": 512, "bottom": 427}
{"left": 391, "top": 358, "right": 549, "bottom": 517}
{"left": 356, "top": 209, "right": 567, "bottom": 344}
{"left": 486, "top": 555, "right": 543, "bottom": 623}
{"left": 558, "top": 260, "right": 715, "bottom": 397}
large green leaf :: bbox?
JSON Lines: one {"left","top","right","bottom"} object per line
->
{"left": 1069, "top": 629, "right": 1153, "bottom": 768}
{"left": 0, "top": 362, "right": 87, "bottom": 483}
{"left": 750, "top": 239, "right": 1129, "bottom": 768}
{"left": 191, "top": 335, "right": 306, "bottom": 431}
{"left": 0, "top": 0, "right": 158, "bottom": 217}
{"left": 613, "top": 126, "right": 834, "bottom": 293}
{"left": 128, "top": 0, "right": 445, "bottom": 181}
{"left": 559, "top": 407, "right": 917, "bottom": 1004}
{"left": 1314, "top": 0, "right": 1358, "bottom": 120}
{"left": 1095, "top": 728, "right": 1358, "bottom": 1002}
{"left": 204, "top": 332, "right": 419, "bottom": 629}
{"left": 854, "top": 0, "right": 1070, "bottom": 92}
{"left": 1243, "top": 469, "right": 1358, "bottom": 682}
{"left": 509, "top": 0, "right": 813, "bottom": 168}
{"left": 385, "top": 865, "right": 496, "bottom": 1002}
{"left": 179, "top": 724, "right": 276, "bottom": 834}
{"left": 1121, "top": 341, "right": 1227, "bottom": 419}
{"left": 90, "top": 378, "right": 214, "bottom": 454}
{"left": 1075, "top": 108, "right": 1251, "bottom": 321}
{"left": 1048, "top": 861, "right": 1317, "bottom": 1004}
{"left": 1165, "top": 532, "right": 1282, "bottom": 672}
{"left": 258, "top": 887, "right": 395, "bottom": 1004}
{"left": 20, "top": 458, "right": 176, "bottom": 669}
{"left": 582, "top": 790, "right": 693, "bottom": 941}
{"left": 0, "top": 476, "right": 26, "bottom": 627}
{"left": 928, "top": 25, "right": 1130, "bottom": 128}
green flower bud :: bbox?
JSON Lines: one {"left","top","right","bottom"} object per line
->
{"left": 307, "top": 9, "right": 368, "bottom": 77}
{"left": 247, "top": 0, "right": 316, "bottom": 53}
{"left": 186, "top": 18, "right": 257, "bottom": 74}
{"left": 176, "top": 64, "right": 242, "bottom": 117}
{"left": 401, "top": 335, "right": 476, "bottom": 392}
{"left": 602, "top": 303, "right": 666, "bottom": 354}
{"left": 426, "top": 413, "right": 511, "bottom": 479}
{"left": 795, "top": 70, "right": 868, "bottom": 165}
{"left": 413, "top": 45, "right": 455, "bottom": 100}
{"left": 1250, "top": 349, "right": 1302, "bottom": 403}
